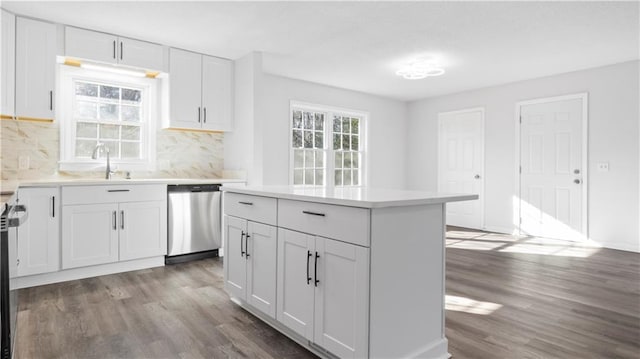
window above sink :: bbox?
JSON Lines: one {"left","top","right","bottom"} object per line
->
{"left": 57, "top": 63, "right": 159, "bottom": 171}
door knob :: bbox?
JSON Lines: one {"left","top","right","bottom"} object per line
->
{"left": 574, "top": 179, "right": 581, "bottom": 184}
{"left": 474, "top": 174, "right": 481, "bottom": 179}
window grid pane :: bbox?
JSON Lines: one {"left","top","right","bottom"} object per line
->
{"left": 73, "top": 80, "right": 145, "bottom": 161}
{"left": 292, "top": 108, "right": 362, "bottom": 187}
{"left": 331, "top": 114, "right": 362, "bottom": 187}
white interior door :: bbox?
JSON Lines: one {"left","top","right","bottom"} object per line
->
{"left": 438, "top": 108, "right": 484, "bottom": 229}
{"left": 519, "top": 95, "right": 586, "bottom": 240}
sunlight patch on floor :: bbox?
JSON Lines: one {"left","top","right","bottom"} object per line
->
{"left": 446, "top": 229, "right": 601, "bottom": 258}
{"left": 445, "top": 295, "right": 503, "bottom": 315}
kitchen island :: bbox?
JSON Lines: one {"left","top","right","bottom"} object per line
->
{"left": 221, "top": 186, "right": 478, "bottom": 359}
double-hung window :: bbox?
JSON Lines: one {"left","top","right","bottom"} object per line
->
{"left": 58, "top": 64, "right": 158, "bottom": 171}
{"left": 290, "top": 102, "right": 366, "bottom": 188}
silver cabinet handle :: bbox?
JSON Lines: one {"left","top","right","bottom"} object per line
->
{"left": 120, "top": 41, "right": 123, "bottom": 60}
{"left": 49, "top": 91, "right": 53, "bottom": 111}
{"left": 121, "top": 210, "right": 125, "bottom": 229}
{"left": 107, "top": 189, "right": 130, "bottom": 193}
{"left": 50, "top": 196, "right": 55, "bottom": 218}
{"left": 198, "top": 107, "right": 201, "bottom": 123}
{"left": 238, "top": 201, "right": 253, "bottom": 206}
{"left": 113, "top": 40, "right": 116, "bottom": 59}
{"left": 112, "top": 211, "right": 117, "bottom": 230}
{"left": 203, "top": 107, "right": 207, "bottom": 123}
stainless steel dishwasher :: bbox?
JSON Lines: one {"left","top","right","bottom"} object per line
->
{"left": 166, "top": 184, "right": 221, "bottom": 264}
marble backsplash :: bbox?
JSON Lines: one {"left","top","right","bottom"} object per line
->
{"left": 0, "top": 119, "right": 224, "bottom": 181}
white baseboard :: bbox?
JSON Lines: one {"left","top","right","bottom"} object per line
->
{"left": 481, "top": 225, "right": 515, "bottom": 235}
{"left": 13, "top": 256, "right": 165, "bottom": 289}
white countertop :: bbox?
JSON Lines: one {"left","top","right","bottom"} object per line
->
{"left": 221, "top": 185, "right": 478, "bottom": 208}
{"left": 0, "top": 178, "right": 245, "bottom": 208}
{"left": 11, "top": 178, "right": 245, "bottom": 187}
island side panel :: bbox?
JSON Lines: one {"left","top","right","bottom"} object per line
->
{"left": 369, "top": 203, "right": 448, "bottom": 359}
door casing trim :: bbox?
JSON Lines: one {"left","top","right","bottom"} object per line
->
{"left": 514, "top": 93, "right": 589, "bottom": 239}
{"left": 437, "top": 107, "right": 485, "bottom": 230}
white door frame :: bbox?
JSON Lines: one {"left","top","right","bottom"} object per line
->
{"left": 514, "top": 93, "right": 589, "bottom": 239}
{"left": 437, "top": 107, "right": 485, "bottom": 230}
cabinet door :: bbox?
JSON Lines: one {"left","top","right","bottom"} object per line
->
{"left": 1, "top": 10, "right": 15, "bottom": 118}
{"left": 15, "top": 17, "right": 57, "bottom": 120}
{"left": 314, "top": 238, "right": 369, "bottom": 359}
{"left": 246, "top": 222, "right": 277, "bottom": 318}
{"left": 62, "top": 203, "right": 119, "bottom": 269}
{"left": 119, "top": 201, "right": 167, "bottom": 261}
{"left": 169, "top": 48, "right": 202, "bottom": 129}
{"left": 118, "top": 37, "right": 167, "bottom": 71}
{"left": 276, "top": 228, "right": 315, "bottom": 341}
{"left": 65, "top": 26, "right": 117, "bottom": 64}
{"left": 16, "top": 188, "right": 60, "bottom": 276}
{"left": 224, "top": 215, "right": 247, "bottom": 300}
{"left": 201, "top": 56, "right": 233, "bottom": 131}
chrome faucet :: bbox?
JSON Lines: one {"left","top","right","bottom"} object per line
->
{"left": 91, "top": 143, "right": 115, "bottom": 180}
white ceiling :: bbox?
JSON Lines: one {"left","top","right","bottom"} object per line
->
{"left": 3, "top": 1, "right": 639, "bottom": 101}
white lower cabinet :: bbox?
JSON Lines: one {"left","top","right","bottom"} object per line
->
{"left": 224, "top": 215, "right": 277, "bottom": 318}
{"left": 62, "top": 185, "right": 167, "bottom": 270}
{"left": 119, "top": 201, "right": 167, "bottom": 261}
{"left": 62, "top": 203, "right": 119, "bottom": 268}
{"left": 16, "top": 187, "right": 60, "bottom": 276}
{"left": 277, "top": 228, "right": 369, "bottom": 359}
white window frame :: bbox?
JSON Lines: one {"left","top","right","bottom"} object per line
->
{"left": 58, "top": 64, "right": 158, "bottom": 171}
{"left": 289, "top": 101, "right": 367, "bottom": 189}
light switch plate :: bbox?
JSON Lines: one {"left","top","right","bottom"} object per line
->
{"left": 597, "top": 162, "right": 609, "bottom": 172}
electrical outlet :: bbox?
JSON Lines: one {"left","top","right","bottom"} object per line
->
{"left": 597, "top": 162, "right": 609, "bottom": 172}
{"left": 18, "top": 156, "right": 30, "bottom": 170}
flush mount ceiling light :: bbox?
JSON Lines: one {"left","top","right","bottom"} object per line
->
{"left": 396, "top": 59, "right": 445, "bottom": 80}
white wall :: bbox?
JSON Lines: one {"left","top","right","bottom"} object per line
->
{"left": 258, "top": 74, "right": 407, "bottom": 188}
{"left": 224, "top": 52, "right": 260, "bottom": 184}
{"left": 226, "top": 52, "right": 408, "bottom": 189}
{"left": 406, "top": 60, "right": 640, "bottom": 252}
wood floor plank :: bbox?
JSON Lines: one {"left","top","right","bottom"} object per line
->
{"left": 14, "top": 227, "right": 640, "bottom": 358}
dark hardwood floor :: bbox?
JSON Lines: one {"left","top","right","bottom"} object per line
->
{"left": 14, "top": 259, "right": 316, "bottom": 359}
{"left": 15, "top": 228, "right": 640, "bottom": 358}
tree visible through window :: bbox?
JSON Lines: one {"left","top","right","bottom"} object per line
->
{"left": 58, "top": 63, "right": 157, "bottom": 172}
{"left": 290, "top": 103, "right": 365, "bottom": 187}
{"left": 73, "top": 80, "right": 144, "bottom": 160}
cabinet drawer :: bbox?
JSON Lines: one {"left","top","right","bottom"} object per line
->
{"left": 224, "top": 192, "right": 277, "bottom": 226}
{"left": 278, "top": 199, "right": 370, "bottom": 247}
{"left": 62, "top": 184, "right": 166, "bottom": 205}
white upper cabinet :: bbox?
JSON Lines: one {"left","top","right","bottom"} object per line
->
{"left": 169, "top": 48, "right": 202, "bottom": 129}
{"left": 1, "top": 10, "right": 15, "bottom": 118}
{"left": 65, "top": 26, "right": 167, "bottom": 71}
{"left": 118, "top": 36, "right": 166, "bottom": 71}
{"left": 167, "top": 48, "right": 234, "bottom": 132}
{"left": 202, "top": 55, "right": 233, "bottom": 131}
{"left": 15, "top": 17, "right": 57, "bottom": 120}
{"left": 65, "top": 27, "right": 117, "bottom": 64}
